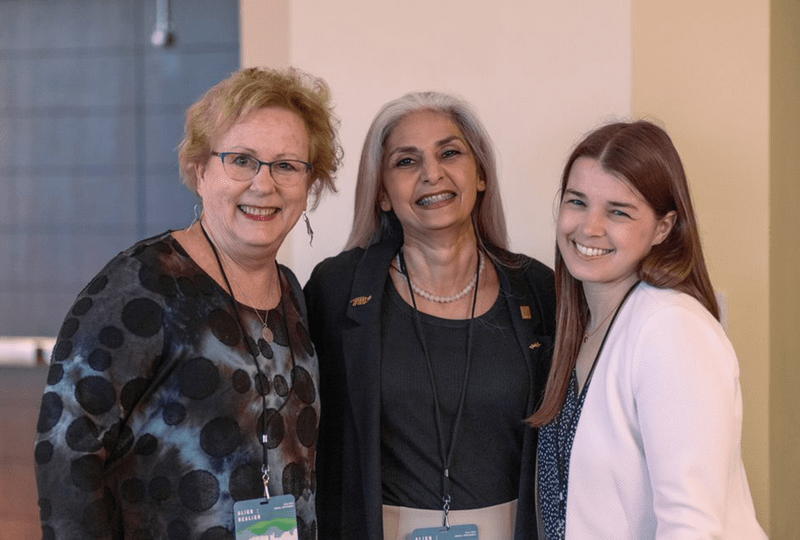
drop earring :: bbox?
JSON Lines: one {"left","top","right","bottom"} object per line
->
{"left": 302, "top": 211, "right": 314, "bottom": 246}
{"left": 191, "top": 203, "right": 203, "bottom": 227}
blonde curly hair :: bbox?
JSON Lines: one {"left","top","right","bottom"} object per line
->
{"left": 178, "top": 66, "right": 342, "bottom": 208}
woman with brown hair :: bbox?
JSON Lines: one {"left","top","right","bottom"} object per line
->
{"left": 529, "top": 120, "right": 766, "bottom": 539}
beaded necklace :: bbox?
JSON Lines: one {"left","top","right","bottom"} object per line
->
{"left": 395, "top": 249, "right": 485, "bottom": 303}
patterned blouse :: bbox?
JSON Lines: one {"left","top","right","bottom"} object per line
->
{"left": 34, "top": 232, "right": 319, "bottom": 540}
{"left": 537, "top": 371, "right": 586, "bottom": 540}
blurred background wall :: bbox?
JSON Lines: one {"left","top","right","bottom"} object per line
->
{"left": 0, "top": 0, "right": 239, "bottom": 535}
{"left": 0, "top": 0, "right": 238, "bottom": 337}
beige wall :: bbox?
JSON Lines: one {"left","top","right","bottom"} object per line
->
{"left": 629, "top": 5, "right": 800, "bottom": 530}
{"left": 242, "top": 0, "right": 785, "bottom": 534}
{"left": 242, "top": 0, "right": 633, "bottom": 281}
{"left": 240, "top": 0, "right": 290, "bottom": 70}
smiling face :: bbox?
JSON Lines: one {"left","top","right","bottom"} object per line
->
{"left": 557, "top": 157, "right": 675, "bottom": 293}
{"left": 196, "top": 106, "right": 310, "bottom": 260}
{"left": 379, "top": 110, "right": 485, "bottom": 241}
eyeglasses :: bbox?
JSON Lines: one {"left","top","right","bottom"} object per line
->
{"left": 210, "top": 151, "right": 312, "bottom": 186}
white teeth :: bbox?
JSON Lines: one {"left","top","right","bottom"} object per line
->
{"left": 575, "top": 242, "right": 612, "bottom": 257}
{"left": 239, "top": 205, "right": 277, "bottom": 216}
{"left": 417, "top": 193, "right": 455, "bottom": 206}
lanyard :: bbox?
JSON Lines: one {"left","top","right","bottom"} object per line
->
{"left": 397, "top": 248, "right": 480, "bottom": 529}
{"left": 551, "top": 281, "right": 638, "bottom": 534}
{"left": 200, "top": 222, "right": 296, "bottom": 502}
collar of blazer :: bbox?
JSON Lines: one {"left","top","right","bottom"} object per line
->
{"left": 345, "top": 235, "right": 402, "bottom": 326}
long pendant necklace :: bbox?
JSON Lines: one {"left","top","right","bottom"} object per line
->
{"left": 199, "top": 227, "right": 278, "bottom": 342}
{"left": 199, "top": 221, "right": 296, "bottom": 500}
{"left": 252, "top": 308, "right": 274, "bottom": 342}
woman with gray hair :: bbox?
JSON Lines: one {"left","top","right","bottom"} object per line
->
{"left": 305, "top": 92, "right": 555, "bottom": 539}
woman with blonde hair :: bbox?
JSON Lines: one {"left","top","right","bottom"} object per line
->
{"left": 35, "top": 67, "right": 341, "bottom": 539}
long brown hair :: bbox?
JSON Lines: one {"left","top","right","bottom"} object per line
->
{"left": 528, "top": 120, "right": 719, "bottom": 427}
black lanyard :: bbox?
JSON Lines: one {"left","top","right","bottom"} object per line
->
{"left": 200, "top": 222, "right": 295, "bottom": 501}
{"left": 552, "top": 281, "right": 638, "bottom": 531}
{"left": 397, "top": 248, "right": 480, "bottom": 528}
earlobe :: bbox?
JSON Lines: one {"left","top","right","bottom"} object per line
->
{"left": 195, "top": 163, "right": 207, "bottom": 196}
{"left": 379, "top": 190, "right": 392, "bottom": 212}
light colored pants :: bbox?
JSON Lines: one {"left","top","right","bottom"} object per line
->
{"left": 382, "top": 499, "right": 518, "bottom": 540}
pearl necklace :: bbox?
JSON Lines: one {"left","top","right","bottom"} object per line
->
{"left": 396, "top": 250, "right": 485, "bottom": 303}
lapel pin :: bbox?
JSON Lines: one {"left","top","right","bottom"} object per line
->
{"left": 520, "top": 306, "right": 532, "bottom": 319}
{"left": 350, "top": 295, "right": 372, "bottom": 307}
{"left": 529, "top": 342, "right": 541, "bottom": 349}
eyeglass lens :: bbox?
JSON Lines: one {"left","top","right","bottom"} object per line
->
{"left": 220, "top": 153, "right": 308, "bottom": 184}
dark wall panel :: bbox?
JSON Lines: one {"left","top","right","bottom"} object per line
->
{"left": 0, "top": 0, "right": 240, "bottom": 337}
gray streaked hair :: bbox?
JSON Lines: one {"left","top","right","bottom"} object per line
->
{"left": 345, "top": 91, "right": 508, "bottom": 251}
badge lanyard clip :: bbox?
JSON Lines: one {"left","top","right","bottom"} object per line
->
{"left": 261, "top": 435, "right": 271, "bottom": 501}
{"left": 442, "top": 492, "right": 452, "bottom": 530}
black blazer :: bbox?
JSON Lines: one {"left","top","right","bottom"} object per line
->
{"left": 305, "top": 235, "right": 555, "bottom": 539}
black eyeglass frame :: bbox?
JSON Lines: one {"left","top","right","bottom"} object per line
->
{"left": 210, "top": 151, "right": 313, "bottom": 184}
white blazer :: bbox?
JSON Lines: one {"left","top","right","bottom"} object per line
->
{"left": 563, "top": 283, "right": 767, "bottom": 539}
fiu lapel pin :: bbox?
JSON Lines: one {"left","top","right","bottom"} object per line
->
{"left": 350, "top": 295, "right": 372, "bottom": 307}
{"left": 520, "top": 305, "right": 532, "bottom": 319}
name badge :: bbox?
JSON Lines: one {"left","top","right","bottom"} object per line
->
{"left": 234, "top": 495, "right": 298, "bottom": 540}
{"left": 411, "top": 524, "right": 479, "bottom": 539}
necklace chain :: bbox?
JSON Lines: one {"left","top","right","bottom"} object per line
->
{"left": 201, "top": 224, "right": 277, "bottom": 341}
{"left": 251, "top": 306, "right": 274, "bottom": 342}
{"left": 229, "top": 276, "right": 275, "bottom": 342}
{"left": 396, "top": 250, "right": 485, "bottom": 303}
{"left": 583, "top": 304, "right": 620, "bottom": 343}
{"left": 198, "top": 220, "right": 297, "bottom": 500}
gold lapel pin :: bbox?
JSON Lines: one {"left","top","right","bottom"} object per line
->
{"left": 520, "top": 306, "right": 532, "bottom": 319}
{"left": 529, "top": 342, "right": 541, "bottom": 349}
{"left": 350, "top": 295, "right": 372, "bottom": 307}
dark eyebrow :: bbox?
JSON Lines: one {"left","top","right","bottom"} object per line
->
{"left": 226, "top": 146, "right": 258, "bottom": 155}
{"left": 386, "top": 135, "right": 466, "bottom": 156}
{"left": 564, "top": 188, "right": 641, "bottom": 210}
{"left": 563, "top": 188, "right": 585, "bottom": 198}
{"left": 609, "top": 201, "right": 639, "bottom": 210}
{"left": 436, "top": 135, "right": 466, "bottom": 147}
{"left": 227, "top": 147, "right": 306, "bottom": 161}
{"left": 386, "top": 145, "right": 419, "bottom": 157}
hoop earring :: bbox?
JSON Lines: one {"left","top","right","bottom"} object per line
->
{"left": 191, "top": 203, "right": 202, "bottom": 227}
{"left": 302, "top": 211, "right": 314, "bottom": 246}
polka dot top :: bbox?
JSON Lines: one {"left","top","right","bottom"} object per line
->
{"left": 34, "top": 232, "right": 319, "bottom": 540}
{"left": 537, "top": 371, "right": 586, "bottom": 540}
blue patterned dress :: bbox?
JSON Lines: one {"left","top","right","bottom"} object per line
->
{"left": 34, "top": 232, "right": 319, "bottom": 540}
{"left": 537, "top": 371, "right": 586, "bottom": 540}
